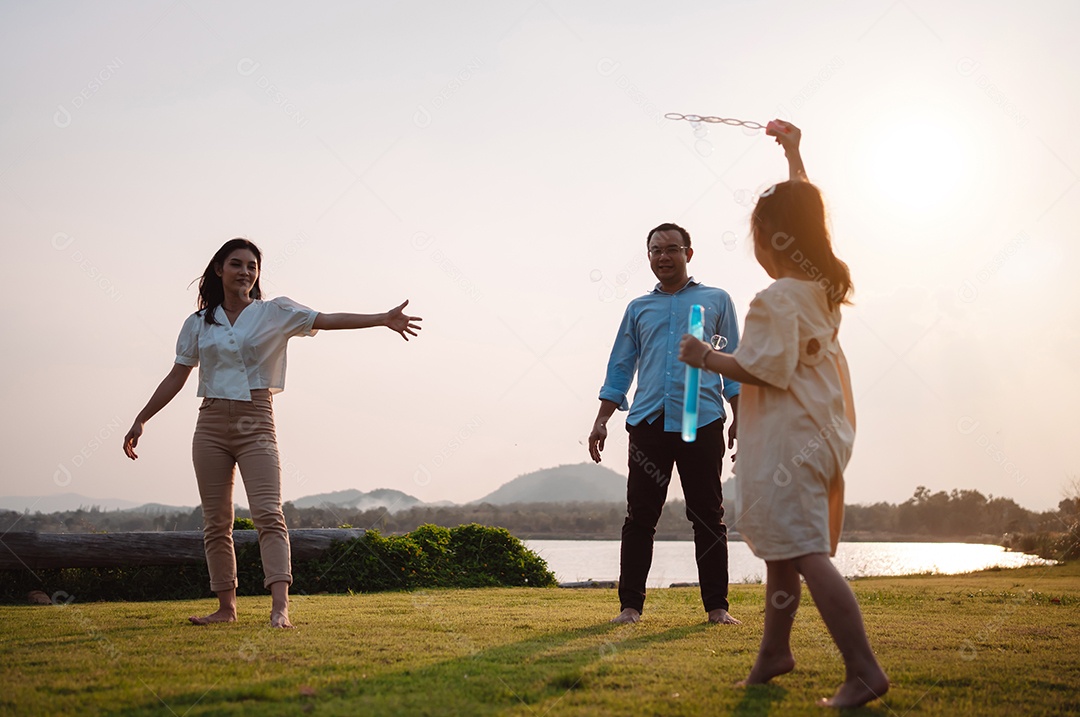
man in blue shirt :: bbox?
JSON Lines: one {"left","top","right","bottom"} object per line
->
{"left": 589, "top": 222, "right": 741, "bottom": 625}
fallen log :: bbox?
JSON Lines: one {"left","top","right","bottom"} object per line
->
{"left": 0, "top": 529, "right": 365, "bottom": 570}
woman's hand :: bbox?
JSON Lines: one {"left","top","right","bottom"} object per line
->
{"left": 385, "top": 300, "right": 423, "bottom": 341}
{"left": 678, "top": 334, "right": 713, "bottom": 369}
{"left": 123, "top": 423, "right": 144, "bottom": 460}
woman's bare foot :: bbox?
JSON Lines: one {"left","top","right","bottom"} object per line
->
{"left": 188, "top": 607, "right": 237, "bottom": 625}
{"left": 707, "top": 608, "right": 741, "bottom": 624}
{"left": 737, "top": 650, "right": 796, "bottom": 686}
{"left": 270, "top": 608, "right": 294, "bottom": 629}
{"left": 818, "top": 672, "right": 889, "bottom": 708}
{"left": 610, "top": 608, "right": 640, "bottom": 624}
{"left": 268, "top": 581, "right": 293, "bottom": 628}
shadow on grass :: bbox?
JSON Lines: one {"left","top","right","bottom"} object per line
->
{"left": 117, "top": 622, "right": 711, "bottom": 716}
{"left": 732, "top": 683, "right": 788, "bottom": 717}
{"left": 731, "top": 684, "right": 891, "bottom": 717}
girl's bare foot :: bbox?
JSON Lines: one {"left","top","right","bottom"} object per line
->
{"left": 738, "top": 650, "right": 796, "bottom": 686}
{"left": 818, "top": 672, "right": 889, "bottom": 708}
{"left": 188, "top": 608, "right": 237, "bottom": 625}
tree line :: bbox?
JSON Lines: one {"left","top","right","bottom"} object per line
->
{"left": 3, "top": 486, "right": 1077, "bottom": 545}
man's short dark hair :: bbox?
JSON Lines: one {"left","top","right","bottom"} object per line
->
{"left": 646, "top": 222, "right": 691, "bottom": 248}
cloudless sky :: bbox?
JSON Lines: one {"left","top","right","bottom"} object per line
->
{"left": 2, "top": 1, "right": 1077, "bottom": 512}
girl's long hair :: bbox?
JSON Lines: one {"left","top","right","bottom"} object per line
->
{"left": 195, "top": 238, "right": 263, "bottom": 325}
{"left": 751, "top": 181, "right": 853, "bottom": 308}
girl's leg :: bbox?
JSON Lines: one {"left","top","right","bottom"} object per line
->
{"left": 793, "top": 553, "right": 888, "bottom": 708}
{"left": 742, "top": 558, "right": 800, "bottom": 684}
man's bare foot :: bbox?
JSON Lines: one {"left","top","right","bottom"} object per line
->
{"left": 737, "top": 651, "right": 796, "bottom": 686}
{"left": 707, "top": 608, "right": 741, "bottom": 625}
{"left": 818, "top": 672, "right": 889, "bottom": 708}
{"left": 188, "top": 608, "right": 237, "bottom": 625}
{"left": 270, "top": 609, "right": 294, "bottom": 629}
{"left": 610, "top": 608, "right": 640, "bottom": 624}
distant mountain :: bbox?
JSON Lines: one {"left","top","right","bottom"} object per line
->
{"left": 0, "top": 493, "right": 141, "bottom": 513}
{"left": 475, "top": 463, "right": 627, "bottom": 504}
{"left": 289, "top": 488, "right": 421, "bottom": 512}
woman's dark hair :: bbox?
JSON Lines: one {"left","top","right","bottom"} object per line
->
{"left": 751, "top": 181, "right": 852, "bottom": 308}
{"left": 195, "top": 238, "right": 263, "bottom": 325}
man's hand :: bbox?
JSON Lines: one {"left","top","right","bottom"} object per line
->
{"left": 588, "top": 421, "right": 607, "bottom": 463}
{"left": 728, "top": 394, "right": 739, "bottom": 460}
{"left": 589, "top": 400, "right": 619, "bottom": 463}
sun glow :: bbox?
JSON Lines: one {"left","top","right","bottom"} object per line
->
{"left": 856, "top": 114, "right": 972, "bottom": 220}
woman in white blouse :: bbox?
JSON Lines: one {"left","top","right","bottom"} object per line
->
{"left": 123, "top": 238, "right": 421, "bottom": 628}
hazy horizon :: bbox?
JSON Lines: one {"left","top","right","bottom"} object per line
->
{"left": 2, "top": 1, "right": 1077, "bottom": 516}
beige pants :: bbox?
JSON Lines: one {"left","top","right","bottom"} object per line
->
{"left": 192, "top": 389, "right": 291, "bottom": 592}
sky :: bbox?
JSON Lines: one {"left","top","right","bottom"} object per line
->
{"left": 1, "top": 1, "right": 1077, "bottom": 513}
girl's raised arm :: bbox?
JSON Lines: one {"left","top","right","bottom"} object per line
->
{"left": 767, "top": 120, "right": 806, "bottom": 182}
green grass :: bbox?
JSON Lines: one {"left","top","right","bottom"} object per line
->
{"left": 3, "top": 563, "right": 1079, "bottom": 716}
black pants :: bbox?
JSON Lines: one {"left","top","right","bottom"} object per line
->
{"left": 619, "top": 415, "right": 730, "bottom": 614}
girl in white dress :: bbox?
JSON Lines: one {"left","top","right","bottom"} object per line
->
{"left": 679, "top": 123, "right": 888, "bottom": 708}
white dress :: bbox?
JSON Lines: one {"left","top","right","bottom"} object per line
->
{"left": 731, "top": 278, "right": 856, "bottom": 561}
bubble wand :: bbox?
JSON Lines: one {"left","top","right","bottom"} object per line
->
{"left": 665, "top": 113, "right": 792, "bottom": 135}
{"left": 682, "top": 304, "right": 705, "bottom": 443}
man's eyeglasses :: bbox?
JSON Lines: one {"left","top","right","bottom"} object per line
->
{"left": 647, "top": 245, "right": 688, "bottom": 258}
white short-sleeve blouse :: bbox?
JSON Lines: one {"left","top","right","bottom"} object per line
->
{"left": 175, "top": 296, "right": 319, "bottom": 400}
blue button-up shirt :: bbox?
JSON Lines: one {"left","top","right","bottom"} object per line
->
{"left": 599, "top": 278, "right": 741, "bottom": 432}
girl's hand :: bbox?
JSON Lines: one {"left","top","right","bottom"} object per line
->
{"left": 766, "top": 119, "right": 801, "bottom": 153}
{"left": 767, "top": 119, "right": 806, "bottom": 181}
{"left": 385, "top": 300, "right": 423, "bottom": 341}
{"left": 123, "top": 423, "right": 143, "bottom": 460}
{"left": 678, "top": 334, "right": 713, "bottom": 369}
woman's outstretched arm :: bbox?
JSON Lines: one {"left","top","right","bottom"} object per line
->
{"left": 312, "top": 299, "right": 422, "bottom": 340}
{"left": 123, "top": 363, "right": 194, "bottom": 459}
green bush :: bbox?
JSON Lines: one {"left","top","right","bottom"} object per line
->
{"left": 1003, "top": 524, "right": 1080, "bottom": 562}
{"left": 1054, "top": 522, "right": 1080, "bottom": 560}
{"left": 0, "top": 524, "right": 556, "bottom": 603}
{"left": 233, "top": 517, "right": 256, "bottom": 530}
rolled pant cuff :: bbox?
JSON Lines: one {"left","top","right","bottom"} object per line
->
{"left": 703, "top": 601, "right": 730, "bottom": 613}
{"left": 263, "top": 573, "right": 293, "bottom": 589}
{"left": 210, "top": 579, "right": 239, "bottom": 593}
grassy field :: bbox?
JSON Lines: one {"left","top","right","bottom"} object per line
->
{"left": 2, "top": 562, "right": 1079, "bottom": 716}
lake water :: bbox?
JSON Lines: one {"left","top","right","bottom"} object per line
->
{"left": 524, "top": 540, "right": 1055, "bottom": 587}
